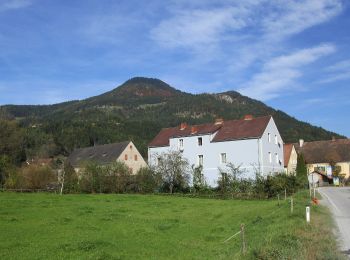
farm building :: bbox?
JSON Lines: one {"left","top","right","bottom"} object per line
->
{"left": 148, "top": 115, "right": 284, "bottom": 186}
{"left": 284, "top": 143, "right": 297, "bottom": 175}
{"left": 68, "top": 141, "right": 147, "bottom": 174}
{"left": 295, "top": 138, "right": 350, "bottom": 180}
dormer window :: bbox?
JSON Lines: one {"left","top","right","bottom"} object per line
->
{"left": 198, "top": 137, "right": 202, "bottom": 146}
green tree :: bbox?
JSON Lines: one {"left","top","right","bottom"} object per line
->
{"left": 0, "top": 120, "right": 26, "bottom": 164}
{"left": 135, "top": 167, "right": 159, "bottom": 193}
{"left": 154, "top": 151, "right": 190, "bottom": 194}
{"left": 296, "top": 153, "right": 308, "bottom": 187}
{"left": 191, "top": 165, "right": 206, "bottom": 192}
{"left": 61, "top": 162, "right": 79, "bottom": 194}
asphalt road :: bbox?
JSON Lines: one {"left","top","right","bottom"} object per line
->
{"left": 318, "top": 187, "right": 350, "bottom": 256}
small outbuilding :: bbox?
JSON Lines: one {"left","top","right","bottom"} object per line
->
{"left": 308, "top": 171, "right": 333, "bottom": 187}
{"left": 68, "top": 141, "right": 147, "bottom": 174}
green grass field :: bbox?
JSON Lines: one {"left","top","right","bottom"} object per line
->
{"left": 0, "top": 192, "right": 343, "bottom": 259}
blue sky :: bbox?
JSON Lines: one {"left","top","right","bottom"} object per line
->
{"left": 0, "top": 0, "right": 350, "bottom": 137}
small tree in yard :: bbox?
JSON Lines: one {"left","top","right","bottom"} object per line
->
{"left": 135, "top": 167, "right": 159, "bottom": 193}
{"left": 80, "top": 162, "right": 104, "bottom": 193}
{"left": 191, "top": 165, "right": 206, "bottom": 193}
{"left": 296, "top": 153, "right": 308, "bottom": 187}
{"left": 218, "top": 163, "right": 245, "bottom": 194}
{"left": 108, "top": 161, "right": 132, "bottom": 193}
{"left": 154, "top": 151, "right": 190, "bottom": 194}
{"left": 217, "top": 168, "right": 231, "bottom": 194}
{"left": 60, "top": 162, "right": 79, "bottom": 194}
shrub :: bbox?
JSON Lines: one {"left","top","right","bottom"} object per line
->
{"left": 21, "top": 165, "right": 56, "bottom": 189}
{"left": 61, "top": 162, "right": 79, "bottom": 193}
{"left": 135, "top": 167, "right": 159, "bottom": 193}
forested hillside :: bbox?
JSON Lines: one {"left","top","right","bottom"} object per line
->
{"left": 0, "top": 77, "right": 344, "bottom": 163}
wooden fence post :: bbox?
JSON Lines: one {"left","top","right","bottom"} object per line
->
{"left": 241, "top": 224, "right": 246, "bottom": 255}
{"left": 290, "top": 196, "right": 293, "bottom": 214}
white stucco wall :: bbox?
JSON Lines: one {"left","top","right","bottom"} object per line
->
{"left": 259, "top": 118, "right": 284, "bottom": 176}
{"left": 148, "top": 117, "right": 284, "bottom": 187}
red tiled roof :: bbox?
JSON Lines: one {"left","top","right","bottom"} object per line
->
{"left": 295, "top": 139, "right": 350, "bottom": 164}
{"left": 283, "top": 144, "right": 293, "bottom": 167}
{"left": 148, "top": 123, "right": 222, "bottom": 147}
{"left": 149, "top": 116, "right": 272, "bottom": 147}
{"left": 211, "top": 116, "right": 271, "bottom": 142}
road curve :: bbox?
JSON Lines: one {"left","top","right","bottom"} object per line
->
{"left": 318, "top": 187, "right": 350, "bottom": 256}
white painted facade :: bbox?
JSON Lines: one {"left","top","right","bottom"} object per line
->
{"left": 148, "top": 117, "right": 284, "bottom": 187}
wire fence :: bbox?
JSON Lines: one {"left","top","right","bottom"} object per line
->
{"left": 221, "top": 193, "right": 301, "bottom": 256}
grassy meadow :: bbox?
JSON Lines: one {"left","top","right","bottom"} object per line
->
{"left": 0, "top": 191, "right": 343, "bottom": 259}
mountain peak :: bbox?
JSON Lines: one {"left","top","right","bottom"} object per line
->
{"left": 115, "top": 77, "right": 181, "bottom": 97}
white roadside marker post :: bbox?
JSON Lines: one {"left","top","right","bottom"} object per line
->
{"left": 306, "top": 206, "right": 310, "bottom": 223}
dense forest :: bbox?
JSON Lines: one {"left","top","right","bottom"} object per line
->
{"left": 0, "top": 77, "right": 344, "bottom": 166}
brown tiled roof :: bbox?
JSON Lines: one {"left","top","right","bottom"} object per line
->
{"left": 68, "top": 141, "right": 130, "bottom": 167}
{"left": 294, "top": 139, "right": 350, "bottom": 164}
{"left": 211, "top": 116, "right": 271, "bottom": 142}
{"left": 148, "top": 123, "right": 222, "bottom": 147}
{"left": 283, "top": 144, "right": 293, "bottom": 167}
{"left": 149, "top": 116, "right": 272, "bottom": 147}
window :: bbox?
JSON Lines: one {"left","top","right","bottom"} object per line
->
{"left": 124, "top": 154, "right": 128, "bottom": 160}
{"left": 268, "top": 133, "right": 271, "bottom": 142}
{"left": 275, "top": 135, "right": 278, "bottom": 144}
{"left": 198, "top": 137, "right": 202, "bottom": 146}
{"left": 157, "top": 157, "right": 162, "bottom": 165}
{"left": 220, "top": 153, "right": 227, "bottom": 164}
{"left": 198, "top": 155, "right": 203, "bottom": 166}
{"left": 179, "top": 139, "right": 184, "bottom": 148}
{"left": 275, "top": 153, "right": 278, "bottom": 163}
{"left": 269, "top": 152, "right": 272, "bottom": 163}
{"left": 134, "top": 155, "right": 138, "bottom": 161}
{"left": 130, "top": 145, "right": 133, "bottom": 150}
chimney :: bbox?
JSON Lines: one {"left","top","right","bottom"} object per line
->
{"left": 299, "top": 139, "right": 304, "bottom": 147}
{"left": 191, "top": 126, "right": 198, "bottom": 134}
{"left": 214, "top": 118, "right": 224, "bottom": 125}
{"left": 244, "top": 114, "right": 253, "bottom": 120}
{"left": 332, "top": 136, "right": 336, "bottom": 142}
{"left": 180, "top": 122, "right": 187, "bottom": 130}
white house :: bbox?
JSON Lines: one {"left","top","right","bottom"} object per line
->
{"left": 148, "top": 115, "right": 284, "bottom": 186}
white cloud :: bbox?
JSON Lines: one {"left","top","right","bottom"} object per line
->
{"left": 326, "top": 59, "right": 350, "bottom": 72}
{"left": 262, "top": 0, "right": 343, "bottom": 40}
{"left": 318, "top": 59, "right": 350, "bottom": 84}
{"left": 0, "top": 0, "right": 32, "bottom": 12}
{"left": 150, "top": 5, "right": 254, "bottom": 50}
{"left": 151, "top": 0, "right": 342, "bottom": 52}
{"left": 238, "top": 44, "right": 336, "bottom": 100}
